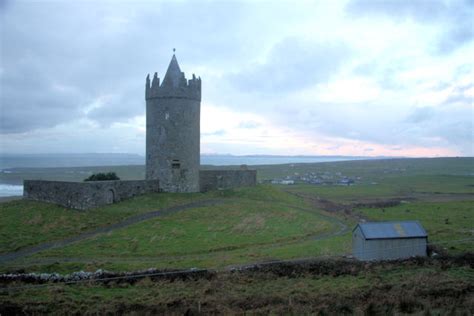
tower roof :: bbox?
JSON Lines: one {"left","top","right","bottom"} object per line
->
{"left": 146, "top": 52, "right": 201, "bottom": 101}
{"left": 162, "top": 54, "right": 185, "bottom": 88}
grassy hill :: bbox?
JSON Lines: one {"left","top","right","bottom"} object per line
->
{"left": 1, "top": 185, "right": 351, "bottom": 273}
{"left": 0, "top": 157, "right": 472, "bottom": 272}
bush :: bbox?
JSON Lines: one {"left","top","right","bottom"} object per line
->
{"left": 84, "top": 172, "right": 120, "bottom": 182}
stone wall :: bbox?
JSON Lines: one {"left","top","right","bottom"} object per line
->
{"left": 146, "top": 97, "right": 200, "bottom": 193}
{"left": 24, "top": 180, "right": 160, "bottom": 210}
{"left": 199, "top": 170, "right": 257, "bottom": 192}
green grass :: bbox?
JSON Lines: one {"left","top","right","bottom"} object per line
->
{"left": 0, "top": 192, "right": 207, "bottom": 253}
{"left": 286, "top": 175, "right": 473, "bottom": 202}
{"left": 287, "top": 183, "right": 400, "bottom": 201}
{"left": 38, "top": 200, "right": 333, "bottom": 257}
{"left": 22, "top": 186, "right": 345, "bottom": 272}
{"left": 5, "top": 234, "right": 352, "bottom": 274}
{"left": 1, "top": 158, "right": 472, "bottom": 274}
{"left": 0, "top": 185, "right": 354, "bottom": 273}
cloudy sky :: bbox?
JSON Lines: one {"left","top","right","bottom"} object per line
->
{"left": 1, "top": 0, "right": 473, "bottom": 157}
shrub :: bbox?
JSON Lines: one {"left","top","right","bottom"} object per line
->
{"left": 84, "top": 172, "right": 120, "bottom": 182}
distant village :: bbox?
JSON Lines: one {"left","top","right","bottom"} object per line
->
{"left": 263, "top": 165, "right": 409, "bottom": 186}
{"left": 264, "top": 170, "right": 359, "bottom": 186}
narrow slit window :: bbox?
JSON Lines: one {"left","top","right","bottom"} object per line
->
{"left": 172, "top": 159, "right": 180, "bottom": 169}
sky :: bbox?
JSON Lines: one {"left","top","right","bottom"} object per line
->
{"left": 1, "top": 0, "right": 473, "bottom": 157}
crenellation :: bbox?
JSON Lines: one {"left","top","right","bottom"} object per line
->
{"left": 151, "top": 72, "right": 159, "bottom": 88}
{"left": 145, "top": 74, "right": 151, "bottom": 99}
{"left": 146, "top": 74, "right": 201, "bottom": 101}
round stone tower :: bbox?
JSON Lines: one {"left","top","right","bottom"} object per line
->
{"left": 145, "top": 54, "right": 201, "bottom": 192}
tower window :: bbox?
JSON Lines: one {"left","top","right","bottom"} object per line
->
{"left": 172, "top": 159, "right": 180, "bottom": 169}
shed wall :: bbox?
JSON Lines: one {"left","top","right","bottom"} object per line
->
{"left": 353, "top": 227, "right": 427, "bottom": 261}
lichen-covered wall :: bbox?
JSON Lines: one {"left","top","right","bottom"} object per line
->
{"left": 24, "top": 180, "right": 160, "bottom": 210}
{"left": 199, "top": 170, "right": 257, "bottom": 192}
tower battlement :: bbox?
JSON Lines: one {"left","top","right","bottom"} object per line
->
{"left": 145, "top": 55, "right": 201, "bottom": 101}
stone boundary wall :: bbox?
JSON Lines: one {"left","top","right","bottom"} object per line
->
{"left": 199, "top": 170, "right": 257, "bottom": 192}
{"left": 24, "top": 180, "right": 160, "bottom": 210}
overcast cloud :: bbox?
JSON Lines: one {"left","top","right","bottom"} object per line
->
{"left": 1, "top": 0, "right": 473, "bottom": 156}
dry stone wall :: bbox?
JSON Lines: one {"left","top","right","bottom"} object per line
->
{"left": 199, "top": 170, "right": 257, "bottom": 192}
{"left": 24, "top": 180, "right": 160, "bottom": 210}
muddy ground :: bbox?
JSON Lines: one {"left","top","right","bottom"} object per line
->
{"left": 288, "top": 190, "right": 474, "bottom": 223}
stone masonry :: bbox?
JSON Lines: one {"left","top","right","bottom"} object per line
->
{"left": 199, "top": 170, "right": 257, "bottom": 192}
{"left": 24, "top": 180, "right": 160, "bottom": 210}
{"left": 145, "top": 55, "right": 201, "bottom": 193}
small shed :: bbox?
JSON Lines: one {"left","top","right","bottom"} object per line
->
{"left": 352, "top": 221, "right": 427, "bottom": 261}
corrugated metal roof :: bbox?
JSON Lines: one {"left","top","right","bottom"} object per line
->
{"left": 356, "top": 221, "right": 427, "bottom": 240}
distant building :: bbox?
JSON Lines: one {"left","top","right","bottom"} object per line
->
{"left": 352, "top": 221, "right": 427, "bottom": 261}
{"left": 338, "top": 178, "right": 354, "bottom": 186}
{"left": 271, "top": 179, "right": 295, "bottom": 185}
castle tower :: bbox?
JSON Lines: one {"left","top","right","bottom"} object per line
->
{"left": 145, "top": 54, "right": 201, "bottom": 192}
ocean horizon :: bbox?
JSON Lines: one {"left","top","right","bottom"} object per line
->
{"left": 0, "top": 153, "right": 385, "bottom": 170}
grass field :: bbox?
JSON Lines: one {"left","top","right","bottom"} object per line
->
{"left": 0, "top": 157, "right": 473, "bottom": 313}
{"left": 0, "top": 192, "right": 205, "bottom": 254}
{"left": 286, "top": 174, "right": 473, "bottom": 202}
{"left": 1, "top": 185, "right": 351, "bottom": 273}
{"left": 2, "top": 259, "right": 473, "bottom": 314}
{"left": 0, "top": 158, "right": 472, "bottom": 273}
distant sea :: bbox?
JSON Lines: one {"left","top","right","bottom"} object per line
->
{"left": 0, "top": 153, "right": 377, "bottom": 197}
{"left": 0, "top": 153, "right": 376, "bottom": 169}
{"left": 0, "top": 184, "right": 24, "bottom": 197}
{"left": 201, "top": 155, "right": 372, "bottom": 166}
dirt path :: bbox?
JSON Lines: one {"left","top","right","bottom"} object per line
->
{"left": 0, "top": 199, "right": 224, "bottom": 264}
{"left": 283, "top": 190, "right": 362, "bottom": 219}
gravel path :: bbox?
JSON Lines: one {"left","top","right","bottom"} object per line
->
{"left": 0, "top": 199, "right": 223, "bottom": 264}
